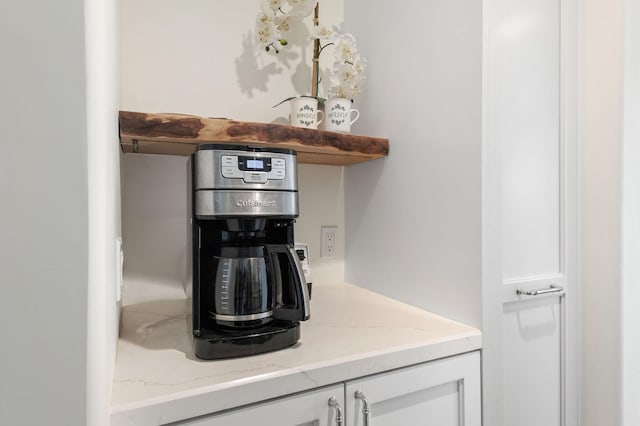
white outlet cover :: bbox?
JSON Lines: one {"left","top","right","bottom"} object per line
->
{"left": 321, "top": 226, "right": 338, "bottom": 258}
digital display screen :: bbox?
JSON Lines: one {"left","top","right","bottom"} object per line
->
{"left": 246, "top": 159, "right": 264, "bottom": 170}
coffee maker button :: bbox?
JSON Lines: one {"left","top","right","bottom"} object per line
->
{"left": 244, "top": 172, "right": 268, "bottom": 183}
{"left": 267, "top": 169, "right": 286, "bottom": 180}
{"left": 221, "top": 155, "right": 238, "bottom": 166}
{"left": 272, "top": 158, "right": 286, "bottom": 168}
{"left": 222, "top": 167, "right": 243, "bottom": 178}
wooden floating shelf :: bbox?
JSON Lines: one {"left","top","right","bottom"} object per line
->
{"left": 119, "top": 111, "right": 389, "bottom": 166}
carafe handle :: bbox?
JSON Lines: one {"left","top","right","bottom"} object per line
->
{"left": 268, "top": 245, "right": 310, "bottom": 321}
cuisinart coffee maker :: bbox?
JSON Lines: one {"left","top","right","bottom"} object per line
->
{"left": 189, "top": 144, "right": 310, "bottom": 360}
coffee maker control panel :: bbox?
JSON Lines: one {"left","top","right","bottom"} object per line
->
{"left": 220, "top": 155, "right": 286, "bottom": 183}
{"left": 194, "top": 145, "right": 297, "bottom": 192}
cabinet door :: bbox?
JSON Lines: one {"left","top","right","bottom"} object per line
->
{"left": 345, "top": 352, "right": 480, "bottom": 426}
{"left": 174, "top": 385, "right": 344, "bottom": 426}
{"left": 483, "top": 0, "right": 578, "bottom": 425}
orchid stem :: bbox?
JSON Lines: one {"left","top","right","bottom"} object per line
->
{"left": 311, "top": 3, "right": 320, "bottom": 98}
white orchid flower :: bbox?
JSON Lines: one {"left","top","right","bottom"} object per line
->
{"left": 275, "top": 14, "right": 292, "bottom": 33}
{"left": 254, "top": 1, "right": 365, "bottom": 100}
{"left": 265, "top": 0, "right": 285, "bottom": 12}
{"left": 310, "top": 25, "right": 333, "bottom": 41}
{"left": 334, "top": 32, "right": 358, "bottom": 64}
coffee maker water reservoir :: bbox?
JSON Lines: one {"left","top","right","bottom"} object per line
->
{"left": 190, "top": 144, "right": 310, "bottom": 359}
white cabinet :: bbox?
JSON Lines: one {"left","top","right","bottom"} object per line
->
{"left": 483, "top": 0, "right": 579, "bottom": 425}
{"left": 174, "top": 352, "right": 480, "bottom": 426}
{"left": 345, "top": 351, "right": 480, "bottom": 426}
{"left": 176, "top": 385, "right": 344, "bottom": 426}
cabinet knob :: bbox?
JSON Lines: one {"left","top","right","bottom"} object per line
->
{"left": 328, "top": 396, "right": 343, "bottom": 426}
{"left": 354, "top": 390, "right": 370, "bottom": 426}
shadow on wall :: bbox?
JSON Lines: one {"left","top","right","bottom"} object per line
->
{"left": 235, "top": 13, "right": 322, "bottom": 102}
{"left": 235, "top": 31, "right": 284, "bottom": 98}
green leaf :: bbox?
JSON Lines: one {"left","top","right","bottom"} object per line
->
{"left": 272, "top": 96, "right": 298, "bottom": 108}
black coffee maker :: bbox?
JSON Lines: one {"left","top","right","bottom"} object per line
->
{"left": 189, "top": 144, "right": 310, "bottom": 360}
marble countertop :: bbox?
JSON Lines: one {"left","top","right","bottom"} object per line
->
{"left": 110, "top": 283, "right": 482, "bottom": 425}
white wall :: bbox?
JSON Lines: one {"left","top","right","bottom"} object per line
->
{"left": 622, "top": 0, "right": 640, "bottom": 423}
{"left": 342, "top": 0, "right": 483, "bottom": 327}
{"left": 0, "top": 0, "right": 90, "bottom": 424}
{"left": 119, "top": 0, "right": 346, "bottom": 307}
{"left": 581, "top": 0, "right": 624, "bottom": 424}
{"left": 581, "top": 3, "right": 640, "bottom": 423}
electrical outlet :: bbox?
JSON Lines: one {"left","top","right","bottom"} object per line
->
{"left": 321, "top": 226, "right": 338, "bottom": 258}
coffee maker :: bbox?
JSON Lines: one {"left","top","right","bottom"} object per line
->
{"left": 189, "top": 144, "right": 310, "bottom": 360}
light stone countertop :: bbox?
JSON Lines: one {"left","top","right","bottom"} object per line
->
{"left": 110, "top": 283, "right": 481, "bottom": 425}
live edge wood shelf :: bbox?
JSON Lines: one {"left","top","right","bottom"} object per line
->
{"left": 119, "top": 111, "right": 389, "bottom": 166}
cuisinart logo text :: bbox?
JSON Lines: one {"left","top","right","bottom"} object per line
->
{"left": 236, "top": 199, "right": 277, "bottom": 208}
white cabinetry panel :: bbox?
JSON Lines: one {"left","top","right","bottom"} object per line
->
{"left": 503, "top": 296, "right": 563, "bottom": 426}
{"left": 498, "top": 0, "right": 568, "bottom": 422}
{"left": 501, "top": 0, "right": 561, "bottom": 281}
{"left": 345, "top": 352, "right": 480, "bottom": 426}
{"left": 484, "top": 0, "right": 577, "bottom": 424}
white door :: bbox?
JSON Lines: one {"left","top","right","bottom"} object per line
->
{"left": 344, "top": 352, "right": 481, "bottom": 426}
{"left": 175, "top": 384, "right": 344, "bottom": 426}
{"left": 483, "top": 0, "right": 578, "bottom": 425}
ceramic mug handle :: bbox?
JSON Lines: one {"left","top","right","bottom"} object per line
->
{"left": 350, "top": 109, "right": 360, "bottom": 125}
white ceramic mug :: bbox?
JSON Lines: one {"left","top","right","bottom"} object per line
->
{"left": 290, "top": 97, "right": 324, "bottom": 129}
{"left": 324, "top": 98, "right": 360, "bottom": 133}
